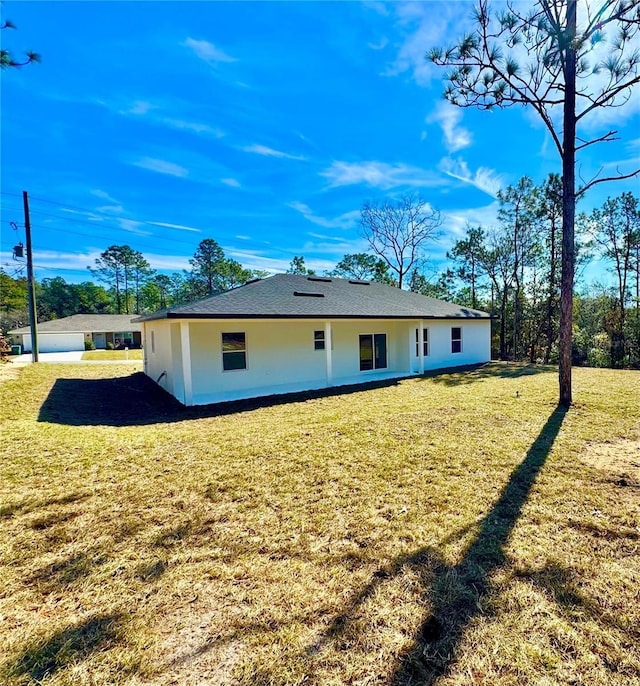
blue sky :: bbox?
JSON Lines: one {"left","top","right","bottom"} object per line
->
{"left": 1, "top": 0, "right": 639, "bottom": 287}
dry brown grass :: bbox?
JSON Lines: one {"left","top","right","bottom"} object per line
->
{"left": 0, "top": 362, "right": 638, "bottom": 685}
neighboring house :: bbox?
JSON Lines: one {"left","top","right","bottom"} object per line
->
{"left": 9, "top": 314, "right": 142, "bottom": 352}
{"left": 136, "top": 274, "right": 492, "bottom": 406}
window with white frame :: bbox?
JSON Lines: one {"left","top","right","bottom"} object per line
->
{"left": 222, "top": 332, "right": 247, "bottom": 370}
{"left": 415, "top": 328, "right": 429, "bottom": 356}
{"left": 451, "top": 327, "right": 462, "bottom": 354}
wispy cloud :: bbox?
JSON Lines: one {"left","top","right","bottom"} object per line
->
{"left": 320, "top": 160, "right": 445, "bottom": 190}
{"left": 183, "top": 37, "right": 237, "bottom": 65}
{"left": 31, "top": 246, "right": 188, "bottom": 274}
{"left": 90, "top": 189, "right": 119, "bottom": 204}
{"left": 381, "top": 2, "right": 467, "bottom": 86}
{"left": 121, "top": 100, "right": 155, "bottom": 116}
{"left": 288, "top": 201, "right": 360, "bottom": 230}
{"left": 439, "top": 157, "right": 505, "bottom": 198}
{"left": 116, "top": 219, "right": 153, "bottom": 236}
{"left": 96, "top": 204, "right": 125, "bottom": 214}
{"left": 626, "top": 137, "right": 640, "bottom": 155}
{"left": 32, "top": 249, "right": 103, "bottom": 273}
{"left": 242, "top": 144, "right": 306, "bottom": 161}
{"left": 364, "top": 2, "right": 390, "bottom": 17}
{"left": 427, "top": 102, "right": 472, "bottom": 153}
{"left": 147, "top": 221, "right": 202, "bottom": 233}
{"left": 221, "top": 177, "right": 241, "bottom": 188}
{"left": 443, "top": 201, "right": 501, "bottom": 239}
{"left": 224, "top": 248, "right": 291, "bottom": 274}
{"left": 60, "top": 207, "right": 103, "bottom": 221}
{"left": 117, "top": 99, "right": 225, "bottom": 139}
{"left": 161, "top": 117, "right": 225, "bottom": 137}
{"left": 145, "top": 253, "right": 191, "bottom": 271}
{"left": 132, "top": 157, "right": 189, "bottom": 178}
{"left": 368, "top": 37, "right": 389, "bottom": 50}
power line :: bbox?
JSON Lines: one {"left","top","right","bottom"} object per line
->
{"left": 1, "top": 203, "right": 203, "bottom": 250}
{"left": 4, "top": 265, "right": 26, "bottom": 278}
{"left": 1, "top": 191, "right": 303, "bottom": 261}
{"left": 2, "top": 206, "right": 199, "bottom": 251}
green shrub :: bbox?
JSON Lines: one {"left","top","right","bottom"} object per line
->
{"left": 84, "top": 340, "right": 96, "bottom": 351}
{"left": 106, "top": 341, "right": 114, "bottom": 350}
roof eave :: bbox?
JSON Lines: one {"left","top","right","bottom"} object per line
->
{"left": 143, "top": 312, "right": 490, "bottom": 321}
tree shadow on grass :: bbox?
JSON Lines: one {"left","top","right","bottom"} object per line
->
{"left": 300, "top": 405, "right": 568, "bottom": 684}
{"left": 391, "top": 405, "right": 567, "bottom": 683}
{"left": 513, "top": 560, "right": 636, "bottom": 637}
{"left": 424, "top": 361, "right": 555, "bottom": 386}
{"left": 28, "top": 548, "right": 108, "bottom": 593}
{"left": 0, "top": 491, "right": 91, "bottom": 520}
{"left": 2, "top": 612, "right": 125, "bottom": 682}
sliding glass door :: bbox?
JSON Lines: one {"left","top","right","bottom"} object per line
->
{"left": 359, "top": 333, "right": 387, "bottom": 371}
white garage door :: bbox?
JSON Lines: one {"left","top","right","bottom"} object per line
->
{"left": 22, "top": 333, "right": 85, "bottom": 353}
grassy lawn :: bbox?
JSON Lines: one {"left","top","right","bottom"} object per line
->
{"left": 0, "top": 363, "right": 638, "bottom": 685}
{"left": 81, "top": 349, "right": 144, "bottom": 361}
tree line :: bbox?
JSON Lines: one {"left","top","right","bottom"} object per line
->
{"left": 1, "top": 186, "right": 638, "bottom": 368}
{"left": 0, "top": 237, "right": 264, "bottom": 330}
{"left": 410, "top": 182, "right": 640, "bottom": 370}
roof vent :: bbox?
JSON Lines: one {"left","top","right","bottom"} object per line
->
{"left": 349, "top": 279, "right": 370, "bottom": 285}
{"left": 307, "top": 276, "right": 332, "bottom": 283}
{"left": 293, "top": 291, "right": 325, "bottom": 298}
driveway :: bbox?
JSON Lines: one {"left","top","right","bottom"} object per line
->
{"left": 10, "top": 351, "right": 141, "bottom": 365}
{"left": 12, "top": 351, "right": 85, "bottom": 363}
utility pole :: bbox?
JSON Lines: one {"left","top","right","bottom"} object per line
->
{"left": 23, "top": 190, "right": 38, "bottom": 362}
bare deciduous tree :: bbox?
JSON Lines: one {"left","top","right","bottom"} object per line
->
{"left": 360, "top": 194, "right": 442, "bottom": 289}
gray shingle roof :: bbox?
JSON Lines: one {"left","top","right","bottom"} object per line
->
{"left": 9, "top": 314, "right": 142, "bottom": 334}
{"left": 135, "top": 275, "right": 490, "bottom": 322}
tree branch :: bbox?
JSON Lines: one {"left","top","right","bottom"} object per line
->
{"left": 579, "top": 167, "right": 640, "bottom": 196}
{"left": 575, "top": 130, "right": 619, "bottom": 150}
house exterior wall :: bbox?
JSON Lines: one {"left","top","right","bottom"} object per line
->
{"left": 141, "top": 321, "right": 176, "bottom": 396}
{"left": 330, "top": 320, "right": 409, "bottom": 379}
{"left": 189, "top": 320, "right": 329, "bottom": 405}
{"left": 142, "top": 317, "right": 491, "bottom": 406}
{"left": 412, "top": 319, "right": 491, "bottom": 372}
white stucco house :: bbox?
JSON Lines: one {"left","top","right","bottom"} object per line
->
{"left": 136, "top": 274, "right": 492, "bottom": 407}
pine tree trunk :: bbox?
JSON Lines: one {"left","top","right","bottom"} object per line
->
{"left": 500, "top": 288, "right": 508, "bottom": 360}
{"left": 558, "top": 0, "right": 577, "bottom": 407}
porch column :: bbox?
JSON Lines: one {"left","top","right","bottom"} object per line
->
{"left": 418, "top": 320, "right": 425, "bottom": 374}
{"left": 180, "top": 321, "right": 193, "bottom": 406}
{"left": 408, "top": 325, "right": 414, "bottom": 373}
{"left": 142, "top": 323, "right": 148, "bottom": 375}
{"left": 324, "top": 321, "right": 333, "bottom": 386}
